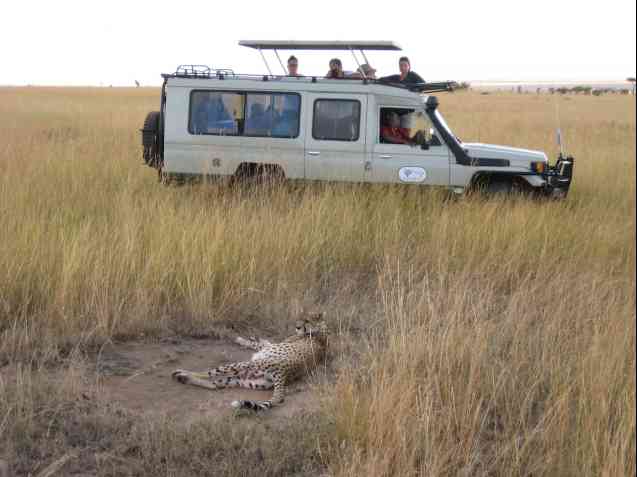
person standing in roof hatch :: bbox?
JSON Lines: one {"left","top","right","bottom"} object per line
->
{"left": 381, "top": 56, "right": 425, "bottom": 85}
{"left": 287, "top": 56, "right": 301, "bottom": 76}
{"left": 325, "top": 58, "right": 354, "bottom": 78}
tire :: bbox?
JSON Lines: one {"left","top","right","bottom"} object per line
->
{"left": 486, "top": 178, "right": 513, "bottom": 195}
{"left": 233, "top": 163, "right": 285, "bottom": 188}
{"left": 142, "top": 111, "right": 162, "bottom": 168}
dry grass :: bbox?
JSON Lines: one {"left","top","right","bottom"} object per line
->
{"left": 0, "top": 87, "right": 634, "bottom": 476}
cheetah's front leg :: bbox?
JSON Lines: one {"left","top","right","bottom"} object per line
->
{"left": 234, "top": 336, "right": 273, "bottom": 351}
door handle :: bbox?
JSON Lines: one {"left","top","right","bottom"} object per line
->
{"left": 379, "top": 154, "right": 393, "bottom": 159}
{"left": 307, "top": 151, "right": 321, "bottom": 156}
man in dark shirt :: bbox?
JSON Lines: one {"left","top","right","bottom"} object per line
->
{"left": 380, "top": 56, "right": 425, "bottom": 85}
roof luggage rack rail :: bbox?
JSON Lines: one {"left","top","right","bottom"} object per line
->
{"left": 163, "top": 65, "right": 458, "bottom": 94}
{"left": 171, "top": 65, "right": 236, "bottom": 79}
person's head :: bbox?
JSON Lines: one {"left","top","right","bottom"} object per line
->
{"left": 399, "top": 56, "right": 411, "bottom": 76}
{"left": 328, "top": 58, "right": 343, "bottom": 77}
{"left": 287, "top": 55, "right": 299, "bottom": 76}
{"left": 385, "top": 111, "right": 400, "bottom": 127}
{"left": 250, "top": 102, "right": 264, "bottom": 117}
{"left": 357, "top": 63, "right": 377, "bottom": 79}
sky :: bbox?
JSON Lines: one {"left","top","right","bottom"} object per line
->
{"left": 1, "top": 0, "right": 635, "bottom": 86}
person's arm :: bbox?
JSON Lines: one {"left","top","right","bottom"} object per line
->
{"left": 409, "top": 71, "right": 425, "bottom": 83}
{"left": 379, "top": 74, "right": 400, "bottom": 82}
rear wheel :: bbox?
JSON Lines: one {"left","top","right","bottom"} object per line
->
{"left": 233, "top": 163, "right": 285, "bottom": 188}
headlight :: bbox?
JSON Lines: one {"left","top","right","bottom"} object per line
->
{"left": 530, "top": 161, "right": 547, "bottom": 174}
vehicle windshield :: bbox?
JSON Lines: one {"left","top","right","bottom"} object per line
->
{"left": 434, "top": 110, "right": 459, "bottom": 143}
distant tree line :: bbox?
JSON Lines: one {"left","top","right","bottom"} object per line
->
{"left": 545, "top": 85, "right": 633, "bottom": 96}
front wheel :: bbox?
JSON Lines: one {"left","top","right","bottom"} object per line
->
{"left": 471, "top": 175, "right": 534, "bottom": 198}
{"left": 486, "top": 178, "right": 513, "bottom": 194}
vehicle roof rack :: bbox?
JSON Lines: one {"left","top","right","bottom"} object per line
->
{"left": 238, "top": 40, "right": 402, "bottom": 51}
{"left": 162, "top": 68, "right": 457, "bottom": 95}
{"left": 169, "top": 65, "right": 236, "bottom": 79}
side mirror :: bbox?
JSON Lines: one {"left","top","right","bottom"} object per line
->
{"left": 421, "top": 141, "right": 430, "bottom": 150}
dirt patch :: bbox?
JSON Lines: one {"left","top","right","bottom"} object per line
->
{"left": 95, "top": 336, "right": 320, "bottom": 422}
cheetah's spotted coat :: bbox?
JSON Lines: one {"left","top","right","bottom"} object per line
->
{"left": 172, "top": 313, "right": 328, "bottom": 411}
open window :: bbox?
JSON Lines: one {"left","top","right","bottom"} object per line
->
{"left": 379, "top": 107, "right": 436, "bottom": 146}
{"left": 245, "top": 93, "right": 300, "bottom": 138}
{"left": 190, "top": 91, "right": 244, "bottom": 135}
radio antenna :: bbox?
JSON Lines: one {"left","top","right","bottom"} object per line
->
{"left": 554, "top": 100, "right": 565, "bottom": 159}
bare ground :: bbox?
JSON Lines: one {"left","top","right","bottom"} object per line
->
{"left": 1, "top": 335, "right": 331, "bottom": 477}
{"left": 96, "top": 336, "right": 321, "bottom": 422}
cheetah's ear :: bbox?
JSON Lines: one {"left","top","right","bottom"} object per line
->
{"left": 307, "top": 311, "right": 325, "bottom": 321}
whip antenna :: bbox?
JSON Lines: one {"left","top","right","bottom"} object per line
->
{"left": 555, "top": 101, "right": 565, "bottom": 159}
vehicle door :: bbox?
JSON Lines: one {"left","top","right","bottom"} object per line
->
{"left": 241, "top": 91, "right": 304, "bottom": 179}
{"left": 370, "top": 107, "right": 450, "bottom": 185}
{"left": 167, "top": 89, "right": 245, "bottom": 176}
{"left": 304, "top": 93, "right": 367, "bottom": 182}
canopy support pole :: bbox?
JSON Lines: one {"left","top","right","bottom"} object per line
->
{"left": 258, "top": 48, "right": 274, "bottom": 76}
{"left": 360, "top": 49, "right": 371, "bottom": 66}
{"left": 273, "top": 49, "right": 288, "bottom": 75}
{"left": 349, "top": 48, "right": 366, "bottom": 78}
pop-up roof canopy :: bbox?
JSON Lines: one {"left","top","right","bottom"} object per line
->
{"left": 239, "top": 40, "right": 401, "bottom": 77}
{"left": 238, "top": 40, "right": 402, "bottom": 51}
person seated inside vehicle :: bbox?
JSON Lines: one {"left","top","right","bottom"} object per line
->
{"left": 193, "top": 95, "right": 233, "bottom": 134}
{"left": 380, "top": 111, "right": 415, "bottom": 145}
{"left": 380, "top": 56, "right": 425, "bottom": 85}
{"left": 245, "top": 102, "right": 272, "bottom": 136}
{"left": 271, "top": 95, "right": 300, "bottom": 137}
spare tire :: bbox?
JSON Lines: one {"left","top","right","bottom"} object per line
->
{"left": 141, "top": 111, "right": 162, "bottom": 168}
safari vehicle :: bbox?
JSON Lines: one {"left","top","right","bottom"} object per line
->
{"left": 141, "top": 40, "right": 574, "bottom": 197}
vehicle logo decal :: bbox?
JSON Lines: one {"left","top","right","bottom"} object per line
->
{"left": 398, "top": 167, "right": 427, "bottom": 183}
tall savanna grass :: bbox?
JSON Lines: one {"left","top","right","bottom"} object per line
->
{"left": 0, "top": 87, "right": 634, "bottom": 476}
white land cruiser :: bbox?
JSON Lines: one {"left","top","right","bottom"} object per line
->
{"left": 141, "top": 40, "right": 574, "bottom": 197}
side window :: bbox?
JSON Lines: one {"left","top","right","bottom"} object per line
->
{"left": 189, "top": 91, "right": 244, "bottom": 135}
{"left": 379, "top": 107, "right": 433, "bottom": 145}
{"left": 245, "top": 93, "right": 300, "bottom": 138}
{"left": 313, "top": 99, "right": 360, "bottom": 141}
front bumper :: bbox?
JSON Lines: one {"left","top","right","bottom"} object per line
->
{"left": 543, "top": 155, "right": 574, "bottom": 198}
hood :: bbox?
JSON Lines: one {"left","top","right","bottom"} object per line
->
{"left": 463, "top": 143, "right": 548, "bottom": 165}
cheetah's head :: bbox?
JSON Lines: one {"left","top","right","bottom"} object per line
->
{"left": 295, "top": 312, "right": 329, "bottom": 341}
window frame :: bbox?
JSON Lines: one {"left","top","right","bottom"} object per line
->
{"left": 188, "top": 89, "right": 302, "bottom": 139}
{"left": 188, "top": 89, "right": 245, "bottom": 137}
{"left": 312, "top": 98, "right": 361, "bottom": 142}
{"left": 243, "top": 91, "right": 302, "bottom": 139}
{"left": 378, "top": 106, "right": 434, "bottom": 145}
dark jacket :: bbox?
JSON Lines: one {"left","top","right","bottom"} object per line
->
{"left": 380, "top": 71, "right": 425, "bottom": 85}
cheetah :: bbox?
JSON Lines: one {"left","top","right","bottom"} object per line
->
{"left": 171, "top": 313, "right": 328, "bottom": 411}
